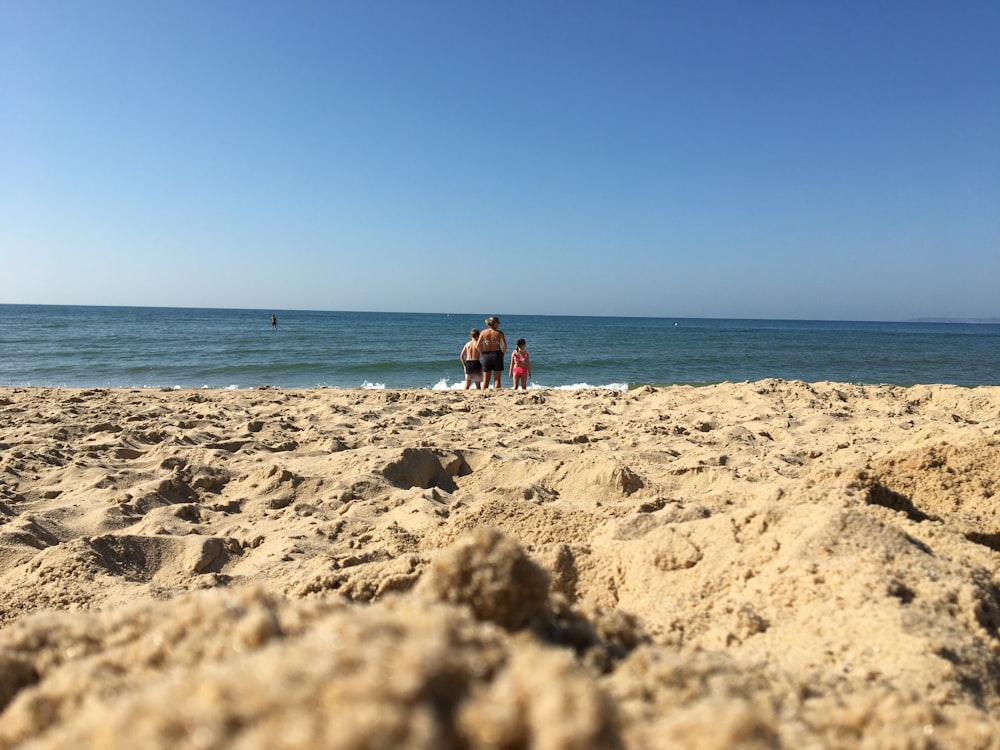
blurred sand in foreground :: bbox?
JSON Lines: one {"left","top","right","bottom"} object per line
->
{"left": 1, "top": 381, "right": 999, "bottom": 748}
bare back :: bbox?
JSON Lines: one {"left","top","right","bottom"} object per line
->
{"left": 478, "top": 328, "right": 506, "bottom": 353}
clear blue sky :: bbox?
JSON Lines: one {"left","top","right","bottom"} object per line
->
{"left": 2, "top": 1, "right": 998, "bottom": 320}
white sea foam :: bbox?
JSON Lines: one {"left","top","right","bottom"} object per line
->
{"left": 538, "top": 382, "right": 629, "bottom": 391}
{"left": 432, "top": 378, "right": 467, "bottom": 390}
{"left": 431, "top": 378, "right": 627, "bottom": 391}
{"left": 361, "top": 381, "right": 386, "bottom": 389}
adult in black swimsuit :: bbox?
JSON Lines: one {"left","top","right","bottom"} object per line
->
{"left": 477, "top": 316, "right": 507, "bottom": 389}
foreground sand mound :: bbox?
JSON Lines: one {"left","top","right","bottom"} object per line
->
{"left": 1, "top": 382, "right": 1000, "bottom": 748}
{"left": 0, "top": 538, "right": 626, "bottom": 750}
{"left": 863, "top": 437, "right": 1000, "bottom": 548}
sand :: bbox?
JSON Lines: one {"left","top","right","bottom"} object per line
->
{"left": 1, "top": 381, "right": 999, "bottom": 749}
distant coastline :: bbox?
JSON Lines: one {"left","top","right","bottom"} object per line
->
{"left": 909, "top": 318, "right": 1000, "bottom": 325}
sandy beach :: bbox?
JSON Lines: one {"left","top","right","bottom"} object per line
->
{"left": 1, "top": 381, "right": 999, "bottom": 748}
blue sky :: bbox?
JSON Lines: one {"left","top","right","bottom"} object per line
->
{"left": 2, "top": 1, "right": 998, "bottom": 320}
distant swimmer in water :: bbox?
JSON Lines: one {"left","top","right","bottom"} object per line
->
{"left": 271, "top": 315, "right": 278, "bottom": 330}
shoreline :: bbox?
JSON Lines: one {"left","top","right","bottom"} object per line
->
{"left": 2, "top": 376, "right": 994, "bottom": 393}
{"left": 2, "top": 381, "right": 999, "bottom": 746}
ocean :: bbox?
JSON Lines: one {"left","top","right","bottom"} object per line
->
{"left": 1, "top": 304, "right": 998, "bottom": 390}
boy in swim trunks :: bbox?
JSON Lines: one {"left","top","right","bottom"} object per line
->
{"left": 460, "top": 328, "right": 483, "bottom": 390}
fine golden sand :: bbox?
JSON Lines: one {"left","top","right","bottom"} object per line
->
{"left": 1, "top": 382, "right": 999, "bottom": 748}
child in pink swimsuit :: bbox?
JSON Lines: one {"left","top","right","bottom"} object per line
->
{"left": 509, "top": 338, "right": 531, "bottom": 390}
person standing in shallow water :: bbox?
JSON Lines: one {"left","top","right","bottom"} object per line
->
{"left": 460, "top": 328, "right": 483, "bottom": 390}
{"left": 271, "top": 315, "right": 278, "bottom": 330}
{"left": 478, "top": 316, "right": 507, "bottom": 389}
{"left": 509, "top": 338, "right": 531, "bottom": 390}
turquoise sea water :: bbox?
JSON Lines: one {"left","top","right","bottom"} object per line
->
{"left": 1, "top": 304, "right": 998, "bottom": 390}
